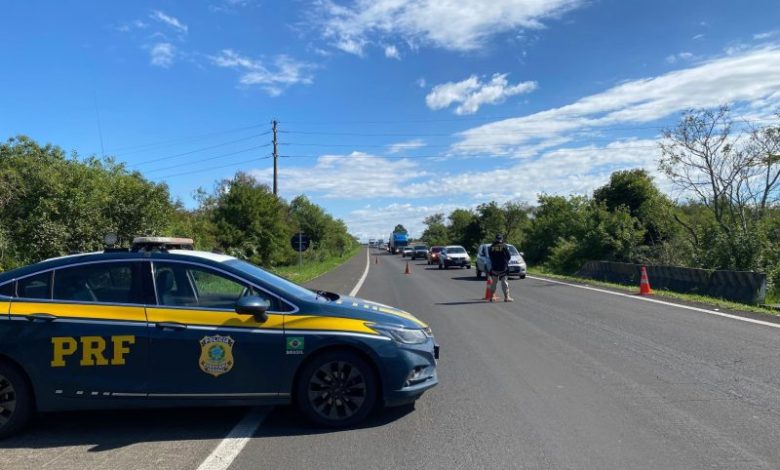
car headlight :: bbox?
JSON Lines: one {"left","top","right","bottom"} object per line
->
{"left": 370, "top": 324, "right": 428, "bottom": 344}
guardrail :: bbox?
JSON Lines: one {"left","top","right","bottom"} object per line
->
{"left": 576, "top": 261, "right": 767, "bottom": 305}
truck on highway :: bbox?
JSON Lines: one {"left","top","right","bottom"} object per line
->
{"left": 388, "top": 230, "right": 409, "bottom": 254}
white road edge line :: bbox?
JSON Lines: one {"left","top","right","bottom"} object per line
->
{"left": 527, "top": 275, "right": 780, "bottom": 330}
{"left": 197, "top": 408, "right": 269, "bottom": 470}
{"left": 197, "top": 248, "right": 372, "bottom": 470}
{"left": 349, "top": 247, "right": 371, "bottom": 297}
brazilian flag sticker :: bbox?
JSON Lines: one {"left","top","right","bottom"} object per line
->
{"left": 286, "top": 336, "right": 305, "bottom": 354}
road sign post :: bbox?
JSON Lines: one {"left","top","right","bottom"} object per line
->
{"left": 291, "top": 233, "right": 310, "bottom": 268}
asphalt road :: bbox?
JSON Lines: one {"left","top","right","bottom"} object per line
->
{"left": 3, "top": 248, "right": 780, "bottom": 469}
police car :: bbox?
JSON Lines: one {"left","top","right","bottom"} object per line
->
{"left": 0, "top": 237, "right": 439, "bottom": 437}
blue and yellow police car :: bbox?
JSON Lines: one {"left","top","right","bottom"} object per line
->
{"left": 0, "top": 237, "right": 438, "bottom": 436}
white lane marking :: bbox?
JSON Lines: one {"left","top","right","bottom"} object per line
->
{"left": 196, "top": 408, "right": 269, "bottom": 470}
{"left": 196, "top": 249, "right": 372, "bottom": 470}
{"left": 527, "top": 275, "right": 780, "bottom": 330}
{"left": 349, "top": 247, "right": 371, "bottom": 297}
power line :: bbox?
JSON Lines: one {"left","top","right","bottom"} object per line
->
{"left": 128, "top": 132, "right": 271, "bottom": 168}
{"left": 153, "top": 155, "right": 272, "bottom": 180}
{"left": 143, "top": 144, "right": 272, "bottom": 174}
{"left": 278, "top": 144, "right": 661, "bottom": 160}
{"left": 108, "top": 125, "right": 269, "bottom": 155}
{"left": 281, "top": 118, "right": 776, "bottom": 138}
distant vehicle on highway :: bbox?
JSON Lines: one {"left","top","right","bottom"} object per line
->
{"left": 401, "top": 246, "right": 414, "bottom": 258}
{"left": 438, "top": 245, "right": 471, "bottom": 269}
{"left": 389, "top": 230, "right": 409, "bottom": 254}
{"left": 475, "top": 243, "right": 527, "bottom": 279}
{"left": 411, "top": 244, "right": 428, "bottom": 261}
{"left": 427, "top": 246, "right": 443, "bottom": 265}
{"left": 0, "top": 237, "right": 439, "bottom": 436}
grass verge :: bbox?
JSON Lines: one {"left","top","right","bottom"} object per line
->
{"left": 527, "top": 267, "right": 780, "bottom": 318}
{"left": 273, "top": 244, "right": 362, "bottom": 284}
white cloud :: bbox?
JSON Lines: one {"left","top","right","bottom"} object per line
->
{"left": 400, "top": 139, "right": 663, "bottom": 201}
{"left": 388, "top": 139, "right": 425, "bottom": 153}
{"left": 150, "top": 10, "right": 188, "bottom": 34}
{"left": 149, "top": 42, "right": 175, "bottom": 68}
{"left": 249, "top": 152, "right": 425, "bottom": 199}
{"left": 210, "top": 49, "right": 315, "bottom": 96}
{"left": 384, "top": 44, "right": 401, "bottom": 59}
{"left": 416, "top": 77, "right": 427, "bottom": 88}
{"left": 345, "top": 202, "right": 466, "bottom": 241}
{"left": 425, "top": 73, "right": 537, "bottom": 115}
{"left": 754, "top": 30, "right": 779, "bottom": 40}
{"left": 453, "top": 46, "right": 780, "bottom": 155}
{"left": 692, "top": 33, "right": 705, "bottom": 40}
{"left": 665, "top": 51, "right": 695, "bottom": 64}
{"left": 314, "top": 0, "right": 585, "bottom": 55}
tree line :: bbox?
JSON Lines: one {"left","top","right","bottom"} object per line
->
{"left": 420, "top": 107, "right": 780, "bottom": 298}
{"left": 0, "top": 136, "right": 356, "bottom": 272}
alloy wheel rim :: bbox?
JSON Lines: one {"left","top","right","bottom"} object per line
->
{"left": 0, "top": 374, "right": 17, "bottom": 427}
{"left": 308, "top": 361, "right": 366, "bottom": 420}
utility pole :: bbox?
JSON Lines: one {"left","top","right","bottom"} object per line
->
{"left": 272, "top": 119, "right": 279, "bottom": 196}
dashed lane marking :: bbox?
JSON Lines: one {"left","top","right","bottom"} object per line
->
{"left": 196, "top": 408, "right": 269, "bottom": 470}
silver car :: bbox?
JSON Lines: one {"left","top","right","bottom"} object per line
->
{"left": 438, "top": 245, "right": 471, "bottom": 269}
{"left": 475, "top": 243, "right": 527, "bottom": 279}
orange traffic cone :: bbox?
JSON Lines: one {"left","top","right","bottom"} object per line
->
{"left": 404, "top": 261, "right": 411, "bottom": 275}
{"left": 639, "top": 266, "right": 653, "bottom": 295}
{"left": 484, "top": 277, "right": 494, "bottom": 301}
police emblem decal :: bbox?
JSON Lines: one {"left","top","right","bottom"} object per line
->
{"left": 286, "top": 336, "right": 304, "bottom": 355}
{"left": 199, "top": 335, "right": 235, "bottom": 377}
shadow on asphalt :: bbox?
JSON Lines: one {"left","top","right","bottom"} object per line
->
{"left": 253, "top": 404, "right": 416, "bottom": 438}
{"left": 0, "top": 403, "right": 416, "bottom": 450}
{"left": 435, "top": 300, "right": 488, "bottom": 306}
{"left": 451, "top": 276, "right": 483, "bottom": 282}
{"left": 0, "top": 407, "right": 252, "bottom": 452}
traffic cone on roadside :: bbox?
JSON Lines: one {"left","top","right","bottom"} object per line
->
{"left": 484, "top": 277, "right": 494, "bottom": 301}
{"left": 639, "top": 266, "right": 653, "bottom": 295}
{"left": 404, "top": 261, "right": 411, "bottom": 275}
{"left": 375, "top": 256, "right": 379, "bottom": 264}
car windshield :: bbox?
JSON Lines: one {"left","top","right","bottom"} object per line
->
{"left": 415, "top": 245, "right": 427, "bottom": 250}
{"left": 507, "top": 245, "right": 520, "bottom": 256}
{"left": 225, "top": 259, "right": 318, "bottom": 301}
{"left": 447, "top": 247, "right": 466, "bottom": 254}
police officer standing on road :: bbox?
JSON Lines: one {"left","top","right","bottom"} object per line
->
{"left": 488, "top": 234, "right": 513, "bottom": 302}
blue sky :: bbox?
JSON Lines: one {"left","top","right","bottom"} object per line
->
{"left": 2, "top": 0, "right": 780, "bottom": 241}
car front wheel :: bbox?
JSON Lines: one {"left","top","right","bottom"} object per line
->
{"left": 0, "top": 361, "right": 33, "bottom": 438}
{"left": 296, "top": 351, "right": 377, "bottom": 428}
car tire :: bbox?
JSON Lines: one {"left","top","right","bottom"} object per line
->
{"left": 296, "top": 350, "right": 377, "bottom": 428}
{"left": 438, "top": 263, "right": 442, "bottom": 270}
{"left": 466, "top": 265, "right": 471, "bottom": 269}
{"left": 0, "top": 361, "right": 33, "bottom": 439}
{"left": 520, "top": 274, "right": 526, "bottom": 279}
{"left": 476, "top": 268, "right": 482, "bottom": 279}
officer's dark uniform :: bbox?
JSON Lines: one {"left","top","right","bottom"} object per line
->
{"left": 488, "top": 235, "right": 512, "bottom": 301}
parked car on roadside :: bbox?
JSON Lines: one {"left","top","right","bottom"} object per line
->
{"left": 411, "top": 245, "right": 428, "bottom": 261}
{"left": 438, "top": 246, "right": 471, "bottom": 269}
{"left": 427, "top": 246, "right": 443, "bottom": 265}
{"left": 475, "top": 243, "right": 527, "bottom": 279}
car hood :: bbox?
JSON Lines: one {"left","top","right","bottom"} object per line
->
{"left": 301, "top": 295, "right": 428, "bottom": 330}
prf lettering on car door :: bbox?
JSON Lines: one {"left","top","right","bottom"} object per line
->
{"left": 50, "top": 336, "right": 136, "bottom": 367}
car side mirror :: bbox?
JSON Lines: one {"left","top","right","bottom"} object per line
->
{"left": 519, "top": 252, "right": 525, "bottom": 257}
{"left": 236, "top": 296, "right": 270, "bottom": 323}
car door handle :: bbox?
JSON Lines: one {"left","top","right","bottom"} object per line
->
{"left": 156, "top": 322, "right": 187, "bottom": 331}
{"left": 24, "top": 313, "right": 58, "bottom": 322}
